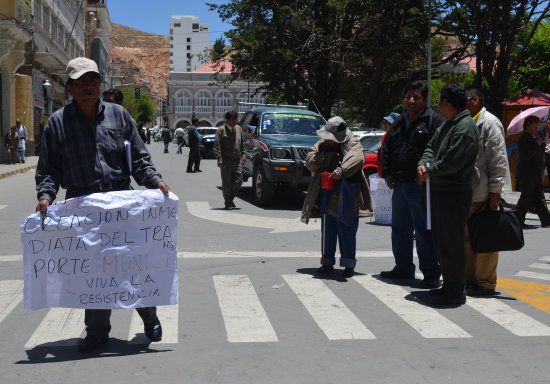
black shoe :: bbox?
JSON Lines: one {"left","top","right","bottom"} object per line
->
{"left": 224, "top": 202, "right": 232, "bottom": 210}
{"left": 194, "top": 169, "right": 202, "bottom": 172}
{"left": 186, "top": 170, "right": 195, "bottom": 173}
{"left": 430, "top": 292, "right": 466, "bottom": 306}
{"left": 144, "top": 319, "right": 162, "bottom": 342}
{"left": 229, "top": 201, "right": 236, "bottom": 208}
{"left": 380, "top": 269, "right": 414, "bottom": 279}
{"left": 343, "top": 267, "right": 354, "bottom": 278}
{"left": 466, "top": 285, "right": 496, "bottom": 297}
{"left": 316, "top": 265, "right": 334, "bottom": 274}
{"left": 418, "top": 279, "right": 441, "bottom": 289}
{"left": 77, "top": 335, "right": 109, "bottom": 353}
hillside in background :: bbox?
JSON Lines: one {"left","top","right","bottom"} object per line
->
{"left": 108, "top": 23, "right": 170, "bottom": 98}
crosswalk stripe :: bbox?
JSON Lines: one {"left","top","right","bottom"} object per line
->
{"left": 353, "top": 275, "right": 471, "bottom": 338}
{"left": 282, "top": 274, "right": 375, "bottom": 340}
{"left": 128, "top": 305, "right": 179, "bottom": 344}
{"left": 0, "top": 280, "right": 23, "bottom": 324}
{"left": 213, "top": 275, "right": 278, "bottom": 343}
{"left": 24, "top": 308, "right": 84, "bottom": 349}
{"left": 466, "top": 297, "right": 550, "bottom": 336}
{"left": 540, "top": 256, "right": 550, "bottom": 262}
{"left": 516, "top": 271, "right": 550, "bottom": 281}
{"left": 529, "top": 263, "right": 550, "bottom": 270}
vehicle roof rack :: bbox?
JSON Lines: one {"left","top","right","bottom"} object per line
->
{"left": 238, "top": 102, "right": 306, "bottom": 110}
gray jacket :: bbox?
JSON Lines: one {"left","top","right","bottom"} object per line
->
{"left": 471, "top": 108, "right": 511, "bottom": 202}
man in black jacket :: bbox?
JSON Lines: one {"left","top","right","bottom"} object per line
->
{"left": 380, "top": 81, "right": 445, "bottom": 288}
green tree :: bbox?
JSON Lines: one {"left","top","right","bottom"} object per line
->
{"left": 435, "top": 0, "right": 550, "bottom": 115}
{"left": 121, "top": 89, "right": 156, "bottom": 124}
{"left": 516, "top": 21, "right": 550, "bottom": 93}
{"left": 211, "top": 37, "right": 227, "bottom": 62}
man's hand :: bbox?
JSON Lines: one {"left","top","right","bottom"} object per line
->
{"left": 36, "top": 199, "right": 50, "bottom": 217}
{"left": 386, "top": 176, "right": 395, "bottom": 190}
{"left": 489, "top": 192, "right": 501, "bottom": 210}
{"left": 157, "top": 181, "right": 171, "bottom": 197}
{"left": 331, "top": 169, "right": 342, "bottom": 180}
{"left": 417, "top": 165, "right": 428, "bottom": 183}
{"left": 217, "top": 160, "right": 223, "bottom": 168}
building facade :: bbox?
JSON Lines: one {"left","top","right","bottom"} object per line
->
{"left": 167, "top": 61, "right": 265, "bottom": 129}
{"left": 169, "top": 15, "right": 209, "bottom": 73}
{"left": 87, "top": 0, "right": 112, "bottom": 91}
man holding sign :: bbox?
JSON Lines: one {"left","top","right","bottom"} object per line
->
{"left": 35, "top": 57, "right": 171, "bottom": 353}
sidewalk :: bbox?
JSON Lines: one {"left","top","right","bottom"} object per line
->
{"left": 0, "top": 156, "right": 38, "bottom": 180}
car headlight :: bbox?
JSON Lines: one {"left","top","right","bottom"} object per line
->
{"left": 271, "top": 147, "right": 292, "bottom": 160}
{"left": 205, "top": 138, "right": 215, "bottom": 142}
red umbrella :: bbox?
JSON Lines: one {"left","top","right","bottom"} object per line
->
{"left": 506, "top": 106, "right": 550, "bottom": 135}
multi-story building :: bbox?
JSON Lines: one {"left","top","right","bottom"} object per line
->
{"left": 167, "top": 61, "right": 265, "bottom": 129}
{"left": 0, "top": 0, "right": 32, "bottom": 162}
{"left": 86, "top": 0, "right": 112, "bottom": 91}
{"left": 169, "top": 15, "right": 209, "bottom": 73}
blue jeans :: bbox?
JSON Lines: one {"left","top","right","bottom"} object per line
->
{"left": 390, "top": 182, "right": 440, "bottom": 280}
{"left": 321, "top": 210, "right": 359, "bottom": 269}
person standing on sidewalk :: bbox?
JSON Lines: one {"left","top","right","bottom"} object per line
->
{"left": 15, "top": 119, "right": 28, "bottom": 163}
{"left": 213, "top": 110, "right": 245, "bottom": 209}
{"left": 4, "top": 125, "right": 20, "bottom": 164}
{"left": 417, "top": 83, "right": 479, "bottom": 306}
{"left": 186, "top": 117, "right": 202, "bottom": 173}
{"left": 379, "top": 81, "right": 445, "bottom": 288}
{"left": 35, "top": 57, "right": 171, "bottom": 353}
{"left": 516, "top": 115, "right": 550, "bottom": 227}
{"left": 464, "top": 86, "right": 511, "bottom": 297}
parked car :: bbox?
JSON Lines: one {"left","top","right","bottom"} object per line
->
{"left": 360, "top": 131, "right": 386, "bottom": 177}
{"left": 240, "top": 107, "right": 326, "bottom": 205}
{"left": 198, "top": 127, "right": 219, "bottom": 158}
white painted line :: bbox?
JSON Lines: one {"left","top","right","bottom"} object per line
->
{"left": 466, "top": 297, "right": 550, "bottom": 336}
{"left": 529, "top": 263, "right": 550, "bottom": 270}
{"left": 354, "top": 275, "right": 470, "bottom": 338}
{"left": 516, "top": 271, "right": 550, "bottom": 281}
{"left": 213, "top": 275, "right": 278, "bottom": 343}
{"left": 0, "top": 255, "right": 23, "bottom": 262}
{"left": 128, "top": 305, "right": 179, "bottom": 344}
{"left": 539, "top": 256, "right": 550, "bottom": 262}
{"left": 0, "top": 205, "right": 7, "bottom": 211}
{"left": 177, "top": 251, "right": 394, "bottom": 259}
{"left": 282, "top": 274, "right": 375, "bottom": 340}
{"left": 0, "top": 280, "right": 23, "bottom": 324}
{"left": 24, "top": 308, "right": 84, "bottom": 349}
{"left": 187, "top": 201, "right": 318, "bottom": 233}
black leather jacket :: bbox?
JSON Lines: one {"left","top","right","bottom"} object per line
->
{"left": 381, "top": 107, "right": 445, "bottom": 182}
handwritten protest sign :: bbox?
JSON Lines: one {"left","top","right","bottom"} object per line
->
{"left": 369, "top": 174, "right": 393, "bottom": 225}
{"left": 21, "top": 189, "right": 178, "bottom": 311}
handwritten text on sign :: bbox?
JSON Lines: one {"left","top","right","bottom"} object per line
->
{"left": 21, "top": 190, "right": 178, "bottom": 311}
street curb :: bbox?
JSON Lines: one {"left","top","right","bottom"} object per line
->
{"left": 0, "top": 165, "right": 36, "bottom": 180}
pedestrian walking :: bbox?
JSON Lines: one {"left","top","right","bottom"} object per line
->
{"left": 515, "top": 115, "right": 550, "bottom": 227}
{"left": 213, "top": 110, "right": 245, "bottom": 209}
{"left": 379, "top": 81, "right": 445, "bottom": 288}
{"left": 417, "top": 83, "right": 479, "bottom": 306}
{"left": 175, "top": 126, "right": 186, "bottom": 154}
{"left": 186, "top": 117, "right": 202, "bottom": 172}
{"left": 4, "top": 125, "right": 20, "bottom": 164}
{"left": 35, "top": 57, "right": 171, "bottom": 353}
{"left": 301, "top": 116, "right": 372, "bottom": 278}
{"left": 464, "top": 86, "right": 511, "bottom": 297}
{"left": 15, "top": 119, "right": 28, "bottom": 163}
{"left": 161, "top": 126, "right": 172, "bottom": 153}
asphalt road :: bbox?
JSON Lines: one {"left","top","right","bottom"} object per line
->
{"left": 1, "top": 140, "right": 550, "bottom": 384}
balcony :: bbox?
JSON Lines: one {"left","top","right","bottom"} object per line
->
{"left": 195, "top": 105, "right": 213, "bottom": 114}
{"left": 175, "top": 106, "right": 192, "bottom": 114}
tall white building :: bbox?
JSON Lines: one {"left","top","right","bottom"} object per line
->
{"left": 170, "top": 15, "right": 210, "bottom": 73}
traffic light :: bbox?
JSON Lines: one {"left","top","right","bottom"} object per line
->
{"left": 135, "top": 87, "right": 140, "bottom": 99}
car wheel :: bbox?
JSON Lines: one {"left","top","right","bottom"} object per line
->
{"left": 253, "top": 165, "right": 275, "bottom": 206}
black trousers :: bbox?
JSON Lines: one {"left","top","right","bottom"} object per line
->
{"left": 187, "top": 145, "right": 201, "bottom": 172}
{"left": 516, "top": 178, "right": 550, "bottom": 224}
{"left": 65, "top": 185, "right": 158, "bottom": 338}
{"left": 431, "top": 189, "right": 472, "bottom": 296}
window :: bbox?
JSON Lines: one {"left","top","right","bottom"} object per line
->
{"left": 173, "top": 23, "right": 181, "bottom": 27}
{"left": 51, "top": 18, "right": 57, "bottom": 41}
{"left": 42, "top": 6, "right": 50, "bottom": 33}
{"left": 170, "top": 52, "right": 173, "bottom": 56}
{"left": 187, "top": 53, "right": 191, "bottom": 58}
{"left": 187, "top": 38, "right": 191, "bottom": 42}
{"left": 34, "top": 0, "right": 41, "bottom": 25}
{"left": 187, "top": 45, "right": 191, "bottom": 50}
{"left": 192, "top": 23, "right": 199, "bottom": 30}
{"left": 215, "top": 90, "right": 232, "bottom": 113}
{"left": 195, "top": 90, "right": 212, "bottom": 113}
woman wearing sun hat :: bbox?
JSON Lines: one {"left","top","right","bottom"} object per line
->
{"left": 301, "top": 116, "right": 372, "bottom": 278}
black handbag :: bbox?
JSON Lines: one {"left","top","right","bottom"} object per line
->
{"left": 467, "top": 201, "right": 524, "bottom": 253}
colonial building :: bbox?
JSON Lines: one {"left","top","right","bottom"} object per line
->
{"left": 167, "top": 61, "right": 265, "bottom": 128}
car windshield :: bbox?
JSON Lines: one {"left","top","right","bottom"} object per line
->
{"left": 261, "top": 113, "right": 324, "bottom": 135}
{"left": 360, "top": 135, "right": 383, "bottom": 153}
{"left": 198, "top": 128, "right": 218, "bottom": 135}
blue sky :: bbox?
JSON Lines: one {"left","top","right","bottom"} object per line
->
{"left": 106, "top": 0, "right": 233, "bottom": 44}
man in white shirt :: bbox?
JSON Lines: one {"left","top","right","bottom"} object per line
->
{"left": 14, "top": 119, "right": 28, "bottom": 163}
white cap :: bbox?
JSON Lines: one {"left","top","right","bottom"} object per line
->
{"left": 66, "top": 57, "right": 99, "bottom": 80}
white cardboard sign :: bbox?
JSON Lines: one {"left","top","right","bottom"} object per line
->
{"left": 369, "top": 174, "right": 393, "bottom": 225}
{"left": 21, "top": 189, "right": 178, "bottom": 311}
